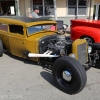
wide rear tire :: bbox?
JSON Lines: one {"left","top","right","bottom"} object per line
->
{"left": 52, "top": 56, "right": 87, "bottom": 94}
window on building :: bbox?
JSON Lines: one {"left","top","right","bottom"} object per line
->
{"left": 44, "top": 0, "right": 54, "bottom": 16}
{"left": 9, "top": 25, "right": 23, "bottom": 35}
{"left": 67, "top": 0, "right": 87, "bottom": 15}
{"left": 33, "top": 0, "right": 54, "bottom": 16}
{"left": 0, "top": 23, "right": 8, "bottom": 32}
{"left": 0, "top": 0, "right": 16, "bottom": 15}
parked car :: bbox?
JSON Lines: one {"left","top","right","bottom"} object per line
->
{"left": 0, "top": 17, "right": 100, "bottom": 95}
{"left": 70, "top": 19, "right": 100, "bottom": 45}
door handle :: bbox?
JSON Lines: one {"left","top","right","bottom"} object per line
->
{"left": 23, "top": 41, "right": 25, "bottom": 44}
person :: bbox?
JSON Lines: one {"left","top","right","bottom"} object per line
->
{"left": 29, "top": 6, "right": 39, "bottom": 18}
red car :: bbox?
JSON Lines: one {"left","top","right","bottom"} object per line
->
{"left": 70, "top": 19, "right": 100, "bottom": 45}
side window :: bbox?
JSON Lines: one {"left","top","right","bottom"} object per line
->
{"left": 9, "top": 25, "right": 23, "bottom": 35}
{"left": 0, "top": 23, "right": 8, "bottom": 32}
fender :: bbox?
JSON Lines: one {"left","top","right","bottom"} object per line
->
{"left": 71, "top": 26, "right": 100, "bottom": 42}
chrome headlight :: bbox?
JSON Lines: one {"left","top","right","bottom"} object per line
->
{"left": 88, "top": 46, "right": 92, "bottom": 53}
{"left": 69, "top": 54, "right": 76, "bottom": 58}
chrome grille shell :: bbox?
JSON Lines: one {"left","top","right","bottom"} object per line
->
{"left": 77, "top": 43, "right": 87, "bottom": 65}
{"left": 72, "top": 39, "right": 88, "bottom": 65}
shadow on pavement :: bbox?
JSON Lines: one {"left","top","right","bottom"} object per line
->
{"left": 4, "top": 52, "right": 59, "bottom": 88}
{"left": 40, "top": 71, "right": 57, "bottom": 87}
{"left": 4, "top": 52, "right": 38, "bottom": 66}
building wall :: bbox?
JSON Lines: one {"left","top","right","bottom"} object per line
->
{"left": 19, "top": 0, "right": 25, "bottom": 16}
{"left": 94, "top": 0, "right": 100, "bottom": 3}
{"left": 56, "top": 0, "right": 90, "bottom": 25}
{"left": 56, "top": 0, "right": 66, "bottom": 17}
{"left": 19, "top": 0, "right": 92, "bottom": 25}
{"left": 24, "top": 0, "right": 31, "bottom": 17}
{"left": 19, "top": 0, "right": 31, "bottom": 17}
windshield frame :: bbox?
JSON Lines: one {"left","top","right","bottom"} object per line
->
{"left": 27, "top": 24, "right": 57, "bottom": 36}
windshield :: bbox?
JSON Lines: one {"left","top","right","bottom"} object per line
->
{"left": 27, "top": 24, "right": 56, "bottom": 35}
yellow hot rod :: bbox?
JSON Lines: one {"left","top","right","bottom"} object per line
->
{"left": 0, "top": 17, "right": 100, "bottom": 95}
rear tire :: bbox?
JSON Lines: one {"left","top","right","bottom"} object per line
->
{"left": 0, "top": 39, "right": 3, "bottom": 57}
{"left": 52, "top": 56, "right": 87, "bottom": 94}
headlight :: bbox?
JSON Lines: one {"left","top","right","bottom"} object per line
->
{"left": 69, "top": 54, "right": 76, "bottom": 58}
{"left": 88, "top": 46, "right": 92, "bottom": 53}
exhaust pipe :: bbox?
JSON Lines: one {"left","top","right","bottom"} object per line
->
{"left": 28, "top": 53, "right": 59, "bottom": 57}
{"left": 28, "top": 50, "right": 59, "bottom": 57}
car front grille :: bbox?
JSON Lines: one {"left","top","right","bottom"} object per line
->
{"left": 72, "top": 39, "right": 88, "bottom": 65}
{"left": 77, "top": 43, "right": 87, "bottom": 65}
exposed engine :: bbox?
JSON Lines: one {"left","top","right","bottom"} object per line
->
{"left": 47, "top": 33, "right": 68, "bottom": 56}
{"left": 38, "top": 29, "right": 100, "bottom": 69}
{"left": 39, "top": 30, "right": 72, "bottom": 59}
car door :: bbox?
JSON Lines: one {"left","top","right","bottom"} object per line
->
{"left": 0, "top": 23, "right": 10, "bottom": 50}
{"left": 8, "top": 24, "right": 26, "bottom": 57}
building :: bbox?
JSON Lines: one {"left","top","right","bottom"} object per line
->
{"left": 0, "top": 0, "right": 20, "bottom": 17}
{"left": 0, "top": 0, "right": 100, "bottom": 25}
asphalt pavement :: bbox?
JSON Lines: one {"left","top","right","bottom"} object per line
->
{"left": 0, "top": 52, "right": 100, "bottom": 100}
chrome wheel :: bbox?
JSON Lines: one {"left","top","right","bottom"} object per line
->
{"left": 57, "top": 67, "right": 75, "bottom": 87}
{"left": 62, "top": 70, "right": 72, "bottom": 81}
{"left": 83, "top": 37, "right": 93, "bottom": 45}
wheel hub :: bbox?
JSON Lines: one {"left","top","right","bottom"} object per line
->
{"left": 62, "top": 71, "right": 72, "bottom": 81}
{"left": 84, "top": 37, "right": 92, "bottom": 45}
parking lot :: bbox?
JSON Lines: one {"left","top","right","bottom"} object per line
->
{"left": 0, "top": 52, "right": 100, "bottom": 100}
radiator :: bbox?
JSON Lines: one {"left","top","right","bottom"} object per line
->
{"left": 72, "top": 39, "right": 88, "bottom": 65}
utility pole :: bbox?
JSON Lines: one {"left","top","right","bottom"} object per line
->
{"left": 15, "top": 0, "right": 20, "bottom": 16}
{"left": 53, "top": 0, "right": 57, "bottom": 20}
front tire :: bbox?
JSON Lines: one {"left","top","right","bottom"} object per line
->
{"left": 52, "top": 56, "right": 87, "bottom": 94}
